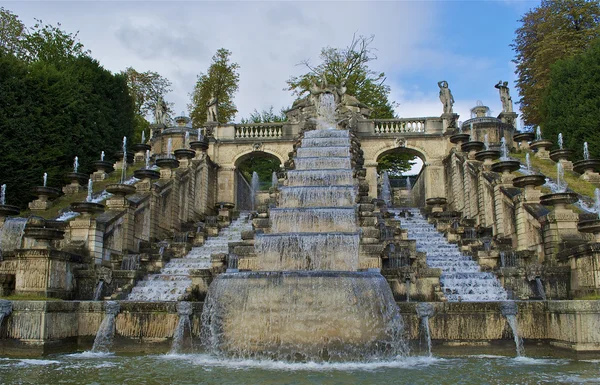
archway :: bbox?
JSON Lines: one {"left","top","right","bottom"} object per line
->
{"left": 376, "top": 147, "right": 425, "bottom": 207}
{"left": 234, "top": 151, "right": 282, "bottom": 210}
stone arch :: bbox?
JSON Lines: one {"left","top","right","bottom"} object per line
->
{"left": 232, "top": 148, "right": 286, "bottom": 167}
{"left": 233, "top": 150, "right": 284, "bottom": 211}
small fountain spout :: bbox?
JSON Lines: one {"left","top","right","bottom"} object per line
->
{"left": 73, "top": 156, "right": 79, "bottom": 173}
{"left": 595, "top": 188, "right": 600, "bottom": 218}
{"left": 170, "top": 301, "right": 193, "bottom": 354}
{"left": 484, "top": 134, "right": 489, "bottom": 150}
{"left": 91, "top": 301, "right": 120, "bottom": 353}
{"left": 500, "top": 301, "right": 524, "bottom": 357}
{"left": 535, "top": 277, "right": 546, "bottom": 300}
{"left": 416, "top": 303, "right": 434, "bottom": 357}
{"left": 93, "top": 279, "right": 104, "bottom": 301}
{"left": 43, "top": 173, "right": 48, "bottom": 187}
{"left": 558, "top": 133, "right": 564, "bottom": 150}
{"left": 121, "top": 137, "right": 128, "bottom": 183}
{"left": 584, "top": 142, "right": 590, "bottom": 161}
{"left": 100, "top": 151, "right": 105, "bottom": 162}
{"left": 557, "top": 162, "right": 566, "bottom": 192}
{"left": 525, "top": 153, "right": 531, "bottom": 173}
{"left": 500, "top": 137, "right": 509, "bottom": 161}
{"left": 145, "top": 150, "right": 151, "bottom": 169}
{"left": 141, "top": 130, "right": 146, "bottom": 144}
{"left": 406, "top": 176, "right": 412, "bottom": 190}
{"left": 0, "top": 299, "right": 12, "bottom": 332}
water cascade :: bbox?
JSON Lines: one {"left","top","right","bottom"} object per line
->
{"left": 500, "top": 137, "right": 508, "bottom": 161}
{"left": 91, "top": 301, "right": 120, "bottom": 353}
{"left": 202, "top": 94, "right": 407, "bottom": 361}
{"left": 584, "top": 142, "right": 590, "bottom": 161}
{"left": 0, "top": 300, "right": 12, "bottom": 332}
{"left": 394, "top": 208, "right": 507, "bottom": 301}
{"left": 500, "top": 301, "right": 524, "bottom": 357}
{"left": 93, "top": 280, "right": 104, "bottom": 301}
{"left": 73, "top": 156, "right": 79, "bottom": 173}
{"left": 380, "top": 171, "right": 392, "bottom": 206}
{"left": 0, "top": 184, "right": 5, "bottom": 205}
{"left": 121, "top": 137, "right": 127, "bottom": 183}
{"left": 251, "top": 172, "right": 260, "bottom": 211}
{"left": 170, "top": 302, "right": 193, "bottom": 354}
{"left": 416, "top": 303, "right": 434, "bottom": 357}
{"left": 595, "top": 188, "right": 600, "bottom": 216}
{"left": 406, "top": 176, "right": 412, "bottom": 190}
{"left": 558, "top": 133, "right": 564, "bottom": 150}
{"left": 535, "top": 277, "right": 546, "bottom": 300}
{"left": 43, "top": 173, "right": 47, "bottom": 187}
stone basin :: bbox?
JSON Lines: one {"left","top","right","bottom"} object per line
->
{"left": 190, "top": 140, "right": 209, "bottom": 151}
{"left": 0, "top": 204, "right": 20, "bottom": 217}
{"left": 92, "top": 160, "right": 114, "bottom": 173}
{"left": 461, "top": 141, "right": 485, "bottom": 153}
{"left": 475, "top": 150, "right": 501, "bottom": 163}
{"left": 132, "top": 143, "right": 151, "bottom": 153}
{"left": 155, "top": 157, "right": 180, "bottom": 169}
{"left": 577, "top": 219, "right": 600, "bottom": 235}
{"left": 529, "top": 139, "right": 553, "bottom": 152}
{"left": 573, "top": 159, "right": 600, "bottom": 175}
{"left": 70, "top": 202, "right": 105, "bottom": 215}
{"left": 65, "top": 172, "right": 89, "bottom": 185}
{"left": 491, "top": 160, "right": 521, "bottom": 174}
{"left": 216, "top": 202, "right": 235, "bottom": 210}
{"left": 449, "top": 133, "right": 470, "bottom": 144}
{"left": 24, "top": 227, "right": 65, "bottom": 241}
{"left": 114, "top": 151, "right": 134, "bottom": 164}
{"left": 32, "top": 186, "right": 61, "bottom": 199}
{"left": 105, "top": 183, "right": 136, "bottom": 196}
{"left": 513, "top": 174, "right": 546, "bottom": 188}
{"left": 513, "top": 132, "right": 535, "bottom": 143}
{"left": 426, "top": 197, "right": 447, "bottom": 206}
{"left": 134, "top": 169, "right": 160, "bottom": 180}
{"left": 549, "top": 149, "right": 573, "bottom": 162}
{"left": 174, "top": 149, "right": 196, "bottom": 160}
{"left": 540, "top": 192, "right": 579, "bottom": 207}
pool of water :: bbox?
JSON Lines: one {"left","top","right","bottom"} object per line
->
{"left": 2, "top": 349, "right": 599, "bottom": 385}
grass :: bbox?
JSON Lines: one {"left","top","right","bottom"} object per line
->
{"left": 0, "top": 294, "right": 62, "bottom": 301}
{"left": 511, "top": 151, "right": 597, "bottom": 198}
{"left": 20, "top": 165, "right": 138, "bottom": 220}
{"left": 575, "top": 294, "right": 600, "bottom": 301}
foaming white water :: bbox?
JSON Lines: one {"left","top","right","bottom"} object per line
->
{"left": 295, "top": 157, "right": 351, "bottom": 170}
{"left": 270, "top": 208, "right": 356, "bottom": 233}
{"left": 297, "top": 146, "right": 350, "bottom": 158}
{"left": 66, "top": 351, "right": 115, "bottom": 358}
{"left": 279, "top": 186, "right": 357, "bottom": 208}
{"left": 392, "top": 208, "right": 508, "bottom": 301}
{"left": 287, "top": 169, "right": 354, "bottom": 187}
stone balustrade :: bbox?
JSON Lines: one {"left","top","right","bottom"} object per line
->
{"left": 234, "top": 123, "right": 284, "bottom": 139}
{"left": 372, "top": 118, "right": 427, "bottom": 134}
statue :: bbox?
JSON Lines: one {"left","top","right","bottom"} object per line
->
{"left": 154, "top": 97, "right": 168, "bottom": 125}
{"left": 438, "top": 81, "right": 454, "bottom": 114}
{"left": 206, "top": 94, "right": 218, "bottom": 123}
{"left": 495, "top": 80, "right": 513, "bottom": 113}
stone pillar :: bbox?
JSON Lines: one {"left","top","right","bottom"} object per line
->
{"left": 364, "top": 162, "right": 379, "bottom": 200}
{"left": 542, "top": 209, "right": 579, "bottom": 263}
{"left": 217, "top": 167, "right": 236, "bottom": 205}
{"left": 69, "top": 218, "right": 105, "bottom": 264}
{"left": 105, "top": 196, "right": 135, "bottom": 254}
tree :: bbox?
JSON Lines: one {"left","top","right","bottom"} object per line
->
{"left": 240, "top": 106, "right": 288, "bottom": 124}
{"left": 540, "top": 37, "right": 600, "bottom": 160}
{"left": 237, "top": 156, "right": 281, "bottom": 188}
{"left": 377, "top": 153, "right": 416, "bottom": 176}
{"left": 0, "top": 7, "right": 26, "bottom": 57}
{"left": 189, "top": 48, "right": 240, "bottom": 126}
{"left": 513, "top": 0, "right": 600, "bottom": 127}
{"left": 286, "top": 34, "right": 396, "bottom": 119}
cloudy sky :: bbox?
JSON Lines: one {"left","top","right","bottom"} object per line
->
{"left": 5, "top": 0, "right": 536, "bottom": 126}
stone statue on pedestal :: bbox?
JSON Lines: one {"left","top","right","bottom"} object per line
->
{"left": 154, "top": 97, "right": 168, "bottom": 126}
{"left": 206, "top": 94, "right": 218, "bottom": 123}
{"left": 495, "top": 80, "right": 513, "bottom": 113}
{"left": 438, "top": 80, "right": 454, "bottom": 114}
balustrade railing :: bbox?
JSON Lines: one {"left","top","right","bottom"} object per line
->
{"left": 234, "top": 123, "right": 283, "bottom": 139}
{"left": 373, "top": 119, "right": 426, "bottom": 134}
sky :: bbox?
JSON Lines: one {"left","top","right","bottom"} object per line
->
{"left": 4, "top": 0, "right": 538, "bottom": 128}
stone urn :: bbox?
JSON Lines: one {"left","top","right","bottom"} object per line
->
{"left": 114, "top": 151, "right": 135, "bottom": 164}
{"left": 461, "top": 141, "right": 485, "bottom": 159}
{"left": 529, "top": 139, "right": 553, "bottom": 159}
{"left": 450, "top": 133, "right": 470, "bottom": 148}
{"left": 513, "top": 174, "right": 546, "bottom": 202}
{"left": 132, "top": 143, "right": 151, "bottom": 163}
{"left": 190, "top": 139, "right": 209, "bottom": 153}
{"left": 475, "top": 149, "right": 501, "bottom": 166}
{"left": 426, "top": 197, "right": 447, "bottom": 213}
{"left": 133, "top": 169, "right": 161, "bottom": 182}
{"left": 24, "top": 226, "right": 65, "bottom": 249}
{"left": 155, "top": 157, "right": 180, "bottom": 170}
{"left": 573, "top": 159, "right": 600, "bottom": 183}
{"left": 92, "top": 160, "right": 114, "bottom": 174}
{"left": 540, "top": 192, "right": 579, "bottom": 210}
{"left": 491, "top": 160, "right": 521, "bottom": 174}
{"left": 174, "top": 149, "right": 196, "bottom": 167}
{"left": 578, "top": 219, "right": 600, "bottom": 242}
{"left": 63, "top": 172, "right": 89, "bottom": 195}
{"left": 29, "top": 186, "right": 61, "bottom": 211}
{"left": 549, "top": 149, "right": 573, "bottom": 163}
{"left": 513, "top": 132, "right": 535, "bottom": 150}
{"left": 70, "top": 201, "right": 105, "bottom": 216}
{"left": 105, "top": 183, "right": 136, "bottom": 197}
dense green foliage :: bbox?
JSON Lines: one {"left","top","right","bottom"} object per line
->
{"left": 240, "top": 106, "right": 288, "bottom": 124}
{"left": 512, "top": 0, "right": 600, "bottom": 127}
{"left": 287, "top": 35, "right": 396, "bottom": 119}
{"left": 0, "top": 10, "right": 134, "bottom": 208}
{"left": 237, "top": 156, "right": 281, "bottom": 188}
{"left": 376, "top": 153, "right": 416, "bottom": 176}
{"left": 189, "top": 48, "right": 240, "bottom": 126}
{"left": 540, "top": 38, "right": 600, "bottom": 160}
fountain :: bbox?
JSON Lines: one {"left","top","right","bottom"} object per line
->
{"left": 92, "top": 151, "right": 114, "bottom": 180}
{"left": 132, "top": 133, "right": 151, "bottom": 163}
{"left": 170, "top": 302, "right": 193, "bottom": 354}
{"left": 156, "top": 138, "right": 180, "bottom": 172}
{"left": 574, "top": 142, "right": 600, "bottom": 181}
{"left": 380, "top": 171, "right": 392, "bottom": 206}
{"left": 174, "top": 133, "right": 196, "bottom": 166}
{"left": 500, "top": 301, "right": 524, "bottom": 357}
{"left": 529, "top": 127, "right": 553, "bottom": 159}
{"left": 91, "top": 301, "right": 120, "bottom": 353}
{"left": 491, "top": 139, "right": 520, "bottom": 180}
{"left": 526, "top": 153, "right": 531, "bottom": 172}
{"left": 550, "top": 133, "right": 573, "bottom": 166}
{"left": 556, "top": 162, "right": 566, "bottom": 192}
{"left": 30, "top": 173, "right": 61, "bottom": 210}
{"left": 406, "top": 176, "right": 412, "bottom": 190}
{"left": 0, "top": 300, "right": 11, "bottom": 333}
{"left": 415, "top": 303, "right": 434, "bottom": 356}
{"left": 513, "top": 130, "right": 535, "bottom": 150}
{"left": 475, "top": 134, "right": 500, "bottom": 165}
{"left": 70, "top": 179, "right": 105, "bottom": 216}
{"left": 251, "top": 171, "right": 260, "bottom": 210}
{"left": 577, "top": 188, "right": 600, "bottom": 242}
{"left": 201, "top": 93, "right": 407, "bottom": 361}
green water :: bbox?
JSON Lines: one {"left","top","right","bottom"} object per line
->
{"left": 1, "top": 350, "right": 599, "bottom": 385}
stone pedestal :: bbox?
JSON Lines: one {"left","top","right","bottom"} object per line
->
{"left": 530, "top": 140, "right": 553, "bottom": 160}
{"left": 441, "top": 113, "right": 459, "bottom": 133}
{"left": 29, "top": 187, "right": 60, "bottom": 211}
{"left": 69, "top": 217, "right": 105, "bottom": 264}
{"left": 15, "top": 249, "right": 75, "bottom": 299}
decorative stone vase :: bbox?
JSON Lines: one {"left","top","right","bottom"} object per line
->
{"left": 63, "top": 172, "right": 89, "bottom": 195}
{"left": 0, "top": 204, "right": 20, "bottom": 219}
{"left": 156, "top": 157, "right": 180, "bottom": 179}
{"left": 23, "top": 226, "right": 65, "bottom": 249}
{"left": 132, "top": 144, "right": 151, "bottom": 163}
{"left": 449, "top": 133, "right": 470, "bottom": 148}
{"left": 529, "top": 140, "right": 553, "bottom": 159}
{"left": 491, "top": 160, "right": 521, "bottom": 174}
{"left": 92, "top": 160, "right": 114, "bottom": 181}
{"left": 513, "top": 174, "right": 546, "bottom": 202}
{"left": 174, "top": 149, "right": 196, "bottom": 168}
{"left": 540, "top": 192, "right": 579, "bottom": 210}
{"left": 29, "top": 186, "right": 61, "bottom": 211}
{"left": 190, "top": 140, "right": 209, "bottom": 152}
{"left": 133, "top": 169, "right": 160, "bottom": 192}
{"left": 114, "top": 151, "right": 135, "bottom": 164}
{"left": 426, "top": 197, "right": 446, "bottom": 213}
{"left": 105, "top": 183, "right": 136, "bottom": 197}
{"left": 549, "top": 149, "right": 573, "bottom": 163}
{"left": 461, "top": 141, "right": 485, "bottom": 159}
{"left": 70, "top": 202, "right": 105, "bottom": 216}
{"left": 513, "top": 132, "right": 535, "bottom": 150}
{"left": 573, "top": 160, "right": 600, "bottom": 184}
{"left": 475, "top": 150, "right": 501, "bottom": 166}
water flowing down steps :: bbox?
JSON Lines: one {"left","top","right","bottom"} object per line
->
{"left": 391, "top": 208, "right": 508, "bottom": 302}
{"left": 127, "top": 214, "right": 253, "bottom": 301}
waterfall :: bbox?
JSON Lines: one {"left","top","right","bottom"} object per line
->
{"left": 380, "top": 171, "right": 392, "bottom": 206}
{"left": 91, "top": 301, "right": 120, "bottom": 353}
{"left": 93, "top": 280, "right": 104, "bottom": 301}
{"left": 416, "top": 303, "right": 434, "bottom": 357}
{"left": 0, "top": 300, "right": 12, "bottom": 332}
{"left": 535, "top": 277, "right": 546, "bottom": 300}
{"left": 405, "top": 278, "right": 411, "bottom": 302}
{"left": 169, "top": 302, "right": 193, "bottom": 354}
{"left": 0, "top": 217, "right": 27, "bottom": 258}
{"left": 316, "top": 93, "right": 336, "bottom": 129}
{"left": 500, "top": 301, "right": 524, "bottom": 357}
{"left": 595, "top": 188, "right": 600, "bottom": 217}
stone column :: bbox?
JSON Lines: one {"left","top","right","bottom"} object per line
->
{"left": 364, "top": 162, "right": 379, "bottom": 200}
{"left": 105, "top": 196, "right": 135, "bottom": 255}
{"left": 217, "top": 166, "right": 236, "bottom": 206}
